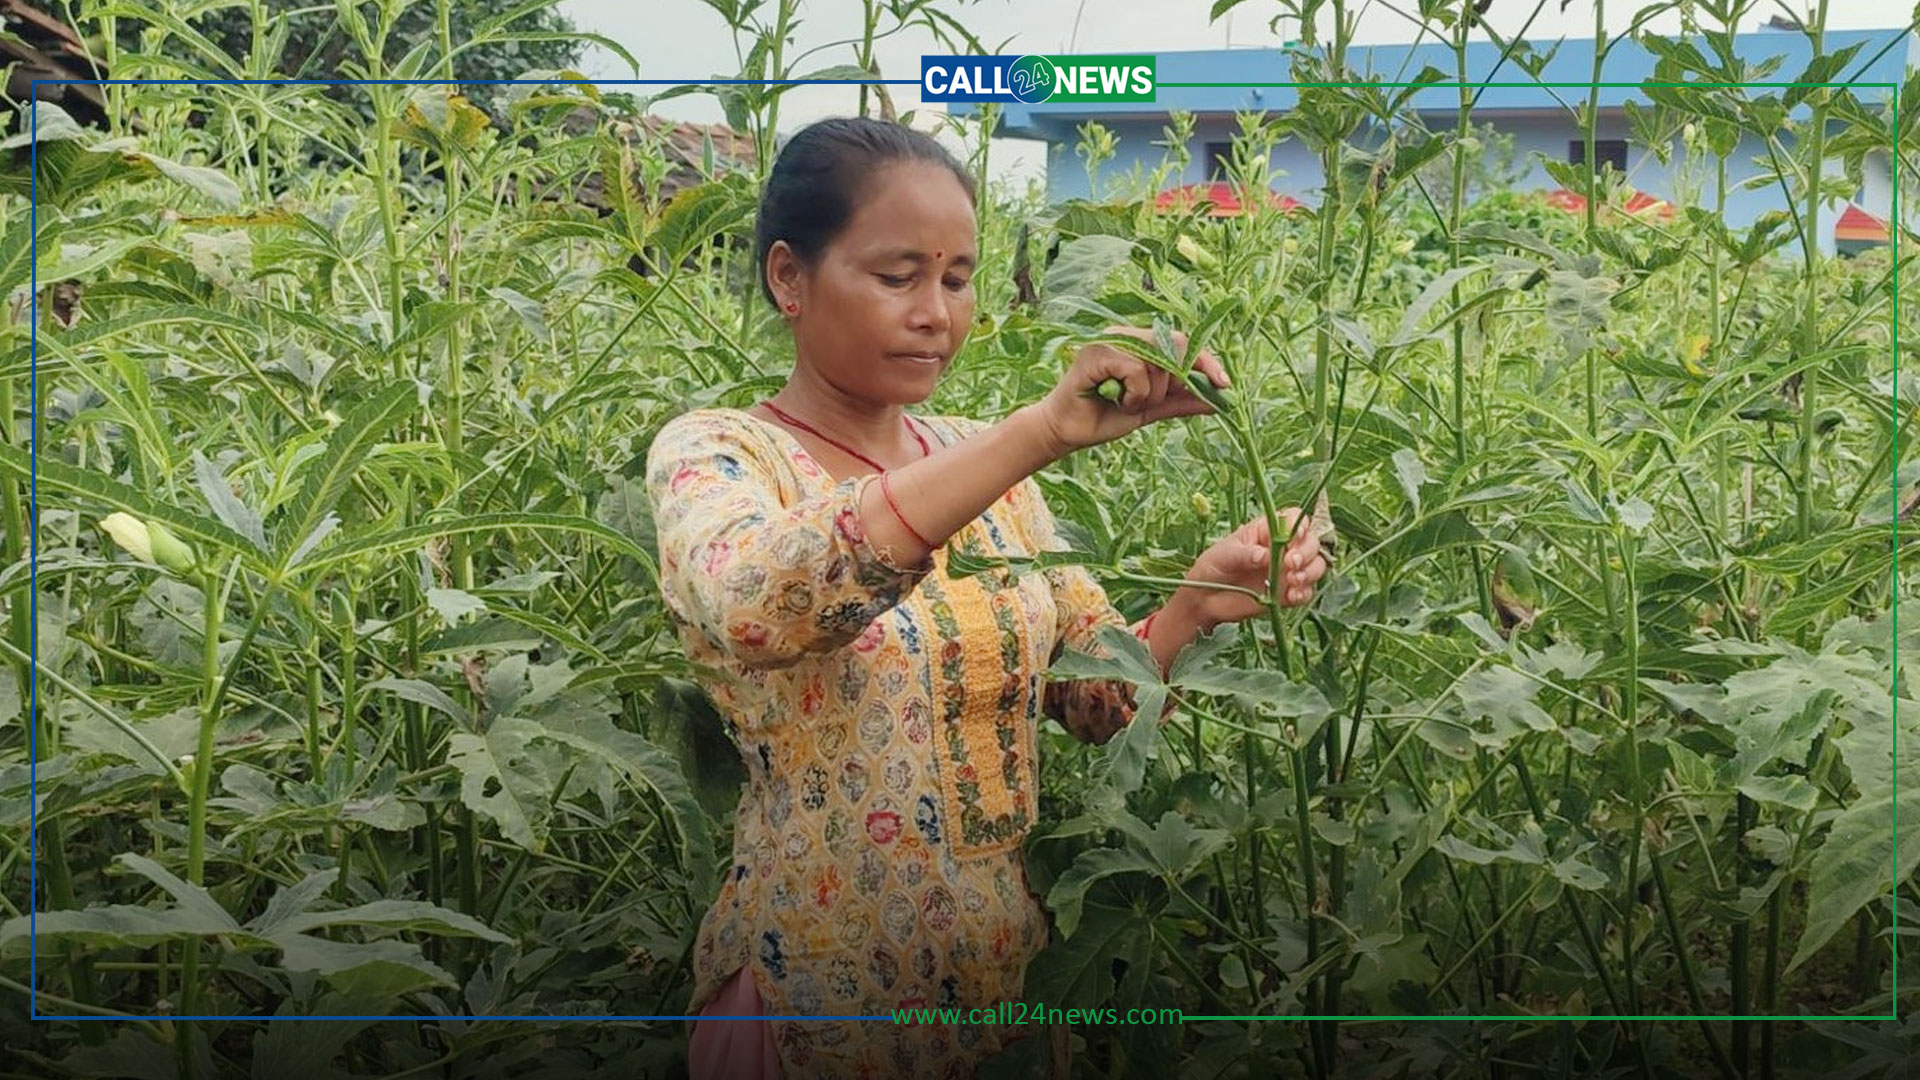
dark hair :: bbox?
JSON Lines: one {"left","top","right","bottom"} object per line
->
{"left": 754, "top": 117, "right": 976, "bottom": 309}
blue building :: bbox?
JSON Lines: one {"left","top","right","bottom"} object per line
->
{"left": 954, "top": 28, "right": 1915, "bottom": 254}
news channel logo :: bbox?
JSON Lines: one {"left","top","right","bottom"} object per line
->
{"left": 920, "top": 55, "right": 1156, "bottom": 104}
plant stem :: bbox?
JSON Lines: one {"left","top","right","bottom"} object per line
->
{"left": 0, "top": 353, "right": 92, "bottom": 1013}
{"left": 1648, "top": 846, "right": 1737, "bottom": 1079}
{"left": 1619, "top": 527, "right": 1644, "bottom": 1018}
{"left": 1795, "top": 0, "right": 1832, "bottom": 540}
{"left": 1761, "top": 886, "right": 1781, "bottom": 1080}
{"left": 177, "top": 566, "right": 227, "bottom": 1074}
{"left": 1731, "top": 792, "right": 1753, "bottom": 1076}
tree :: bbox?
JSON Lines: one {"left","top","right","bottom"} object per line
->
{"left": 113, "top": 0, "right": 584, "bottom": 110}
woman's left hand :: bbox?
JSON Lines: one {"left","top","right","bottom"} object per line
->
{"left": 1182, "top": 508, "right": 1328, "bottom": 627}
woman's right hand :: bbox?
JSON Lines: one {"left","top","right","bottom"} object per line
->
{"left": 1035, "top": 325, "right": 1232, "bottom": 452}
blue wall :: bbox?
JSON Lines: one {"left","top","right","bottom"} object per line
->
{"left": 1035, "top": 111, "right": 1878, "bottom": 253}
{"left": 959, "top": 28, "right": 1914, "bottom": 253}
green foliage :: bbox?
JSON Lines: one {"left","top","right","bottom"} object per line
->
{"left": 118, "top": 0, "right": 584, "bottom": 94}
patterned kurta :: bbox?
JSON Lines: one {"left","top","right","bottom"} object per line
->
{"left": 644, "top": 407, "right": 1145, "bottom": 1079}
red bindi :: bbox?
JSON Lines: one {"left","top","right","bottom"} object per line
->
{"left": 935, "top": 249, "right": 944, "bottom": 259}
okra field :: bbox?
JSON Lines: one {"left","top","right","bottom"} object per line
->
{"left": 0, "top": 0, "right": 1915, "bottom": 1076}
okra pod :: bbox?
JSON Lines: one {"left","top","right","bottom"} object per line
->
{"left": 1085, "top": 370, "right": 1234, "bottom": 413}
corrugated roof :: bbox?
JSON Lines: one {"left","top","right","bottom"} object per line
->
{"left": 0, "top": 0, "right": 109, "bottom": 129}
{"left": 561, "top": 109, "right": 758, "bottom": 211}
{"left": 1834, "top": 203, "right": 1889, "bottom": 241}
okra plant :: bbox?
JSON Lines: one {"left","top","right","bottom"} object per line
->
{"left": 0, "top": 0, "right": 1912, "bottom": 1078}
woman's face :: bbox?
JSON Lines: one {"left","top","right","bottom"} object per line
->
{"left": 771, "top": 160, "right": 979, "bottom": 404}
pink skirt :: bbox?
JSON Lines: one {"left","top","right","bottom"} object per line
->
{"left": 688, "top": 966, "right": 781, "bottom": 1080}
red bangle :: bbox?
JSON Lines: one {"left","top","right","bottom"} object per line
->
{"left": 879, "top": 471, "right": 933, "bottom": 549}
{"left": 1135, "top": 612, "right": 1158, "bottom": 639}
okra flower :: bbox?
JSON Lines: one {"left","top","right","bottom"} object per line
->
{"left": 98, "top": 512, "right": 153, "bottom": 563}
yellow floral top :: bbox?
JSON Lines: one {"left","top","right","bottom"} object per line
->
{"left": 644, "top": 407, "right": 1145, "bottom": 1078}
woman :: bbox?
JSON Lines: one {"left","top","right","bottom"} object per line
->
{"left": 645, "top": 117, "right": 1326, "bottom": 1079}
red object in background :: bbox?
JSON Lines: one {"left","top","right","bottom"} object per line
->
{"left": 1155, "top": 181, "right": 1304, "bottom": 217}
{"left": 1544, "top": 187, "right": 1676, "bottom": 220}
{"left": 1834, "top": 203, "right": 1889, "bottom": 244}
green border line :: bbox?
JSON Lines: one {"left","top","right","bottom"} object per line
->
{"left": 1158, "top": 81, "right": 1898, "bottom": 88}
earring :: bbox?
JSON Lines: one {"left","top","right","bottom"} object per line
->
{"left": 784, "top": 300, "right": 799, "bottom": 315}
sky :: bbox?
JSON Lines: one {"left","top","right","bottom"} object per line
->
{"left": 555, "top": 0, "right": 1910, "bottom": 186}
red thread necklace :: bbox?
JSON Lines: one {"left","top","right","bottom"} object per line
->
{"left": 759, "top": 400, "right": 931, "bottom": 472}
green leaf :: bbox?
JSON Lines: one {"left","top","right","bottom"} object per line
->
{"left": 1045, "top": 809, "right": 1226, "bottom": 938}
{"left": 1049, "top": 625, "right": 1169, "bottom": 793}
{"left": 1736, "top": 773, "right": 1817, "bottom": 811}
{"left": 791, "top": 63, "right": 870, "bottom": 82}
{"left": 1760, "top": 541, "right": 1902, "bottom": 635}
{"left": 1551, "top": 854, "right": 1610, "bottom": 891}
{"left": 1046, "top": 845, "right": 1157, "bottom": 938}
{"left": 1433, "top": 832, "right": 1545, "bottom": 866}
{"left": 423, "top": 616, "right": 546, "bottom": 655}
{"left": 250, "top": 1010, "right": 377, "bottom": 1080}
{"left": 1034, "top": 472, "right": 1116, "bottom": 561}
{"left": 1391, "top": 447, "right": 1426, "bottom": 513}
{"left": 653, "top": 177, "right": 756, "bottom": 265}
{"left": 0, "top": 213, "right": 47, "bottom": 300}
{"left": 291, "top": 512, "right": 656, "bottom": 578}
{"left": 365, "top": 677, "right": 472, "bottom": 730}
{"left": 1409, "top": 713, "right": 1474, "bottom": 761}
{"left": 1312, "top": 813, "right": 1356, "bottom": 846}
{"left": 66, "top": 704, "right": 197, "bottom": 777}
{"left": 1790, "top": 708, "right": 1920, "bottom": 972}
{"left": 1389, "top": 264, "right": 1489, "bottom": 347}
{"left": 113, "top": 853, "right": 238, "bottom": 932}
{"left": 1455, "top": 612, "right": 1507, "bottom": 654}
{"left": 535, "top": 713, "right": 717, "bottom": 893}
{"left": 137, "top": 151, "right": 243, "bottom": 209}
{"left": 60, "top": 1030, "right": 190, "bottom": 1080}
{"left": 488, "top": 285, "right": 549, "bottom": 340}
{"left": 5, "top": 306, "right": 258, "bottom": 380}
{"left": 255, "top": 899, "right": 508, "bottom": 943}
{"left": 192, "top": 450, "right": 268, "bottom": 552}
{"left": 270, "top": 934, "right": 455, "bottom": 996}
{"left": 1724, "top": 648, "right": 1880, "bottom": 779}
{"left": 1170, "top": 662, "right": 1329, "bottom": 717}
{"left": 1040, "top": 234, "right": 1136, "bottom": 320}
{"left": 1454, "top": 666, "right": 1555, "bottom": 747}
{"left": 40, "top": 235, "right": 146, "bottom": 286}
{"left": 1179, "top": 292, "right": 1242, "bottom": 368}
{"left": 389, "top": 300, "right": 479, "bottom": 356}
{"left": 276, "top": 382, "right": 414, "bottom": 569}
{"left": 1782, "top": 42, "right": 1863, "bottom": 109}
{"left": 448, "top": 721, "right": 549, "bottom": 851}
{"left": 424, "top": 587, "right": 487, "bottom": 625}
{"left": 1139, "top": 809, "right": 1230, "bottom": 877}
{"left": 251, "top": 870, "right": 338, "bottom": 937}
{"left": 0, "top": 100, "right": 88, "bottom": 148}
{"left": 1169, "top": 657, "right": 1332, "bottom": 748}
{"left": 1025, "top": 896, "right": 1157, "bottom": 1002}
{"left": 594, "top": 473, "right": 656, "bottom": 558}
{"left": 340, "top": 792, "right": 426, "bottom": 833}
{"left": 0, "top": 905, "right": 262, "bottom": 959}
